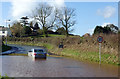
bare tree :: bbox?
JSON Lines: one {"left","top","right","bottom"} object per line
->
{"left": 57, "top": 7, "right": 76, "bottom": 37}
{"left": 33, "top": 3, "right": 57, "bottom": 37}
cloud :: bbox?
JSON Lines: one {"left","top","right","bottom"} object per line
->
{"left": 49, "top": 0, "right": 65, "bottom": 7}
{"left": 101, "top": 23, "right": 111, "bottom": 27}
{"left": 10, "top": 0, "right": 39, "bottom": 20}
{"left": 10, "top": 0, "right": 65, "bottom": 21}
{"left": 88, "top": 28, "right": 94, "bottom": 35}
{"left": 97, "top": 6, "right": 116, "bottom": 18}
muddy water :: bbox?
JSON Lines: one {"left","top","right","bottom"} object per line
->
{"left": 8, "top": 44, "right": 45, "bottom": 54}
{"left": 0, "top": 56, "right": 118, "bottom": 77}
{"left": 0, "top": 44, "right": 119, "bottom": 77}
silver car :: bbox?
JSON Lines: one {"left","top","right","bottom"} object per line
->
{"left": 28, "top": 48, "right": 47, "bottom": 59}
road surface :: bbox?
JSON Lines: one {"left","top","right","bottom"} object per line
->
{"left": 0, "top": 44, "right": 118, "bottom": 77}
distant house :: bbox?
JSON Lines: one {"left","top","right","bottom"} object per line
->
{"left": 0, "top": 26, "right": 12, "bottom": 37}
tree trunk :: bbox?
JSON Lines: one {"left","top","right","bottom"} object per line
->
{"left": 43, "top": 26, "right": 48, "bottom": 37}
{"left": 65, "top": 26, "right": 69, "bottom": 37}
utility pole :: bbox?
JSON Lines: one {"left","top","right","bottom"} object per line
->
{"left": 5, "top": 19, "right": 10, "bottom": 45}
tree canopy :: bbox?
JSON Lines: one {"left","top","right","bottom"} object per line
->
{"left": 56, "top": 7, "right": 76, "bottom": 37}
{"left": 93, "top": 24, "right": 119, "bottom": 35}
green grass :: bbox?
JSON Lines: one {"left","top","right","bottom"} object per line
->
{"left": 0, "top": 74, "right": 13, "bottom": 79}
{"left": 60, "top": 48, "right": 119, "bottom": 65}
{"left": 48, "top": 34, "right": 65, "bottom": 37}
{"left": 30, "top": 34, "right": 65, "bottom": 38}
{"left": 7, "top": 53, "right": 28, "bottom": 56}
{"left": 29, "top": 34, "right": 76, "bottom": 38}
{"left": 2, "top": 45, "right": 12, "bottom": 52}
{"left": 42, "top": 43, "right": 54, "bottom": 50}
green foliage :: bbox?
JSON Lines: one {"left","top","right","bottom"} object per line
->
{"left": 23, "top": 26, "right": 32, "bottom": 35}
{"left": 10, "top": 22, "right": 32, "bottom": 37}
{"left": 56, "top": 27, "right": 66, "bottom": 35}
{"left": 0, "top": 74, "right": 1, "bottom": 79}
{"left": 94, "top": 24, "right": 119, "bottom": 35}
{"left": 33, "top": 22, "right": 39, "bottom": 30}
{"left": 0, "top": 74, "right": 13, "bottom": 79}
{"left": 2, "top": 45, "right": 12, "bottom": 52}
{"left": 118, "top": 30, "right": 120, "bottom": 34}
{"left": 10, "top": 22, "right": 24, "bottom": 37}
{"left": 106, "top": 24, "right": 119, "bottom": 33}
{"left": 37, "top": 29, "right": 43, "bottom": 35}
{"left": 94, "top": 26, "right": 109, "bottom": 34}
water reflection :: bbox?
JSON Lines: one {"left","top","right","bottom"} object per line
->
{"left": 31, "top": 57, "right": 47, "bottom": 61}
{"left": 1, "top": 44, "right": 118, "bottom": 77}
{"left": 1, "top": 56, "right": 118, "bottom": 77}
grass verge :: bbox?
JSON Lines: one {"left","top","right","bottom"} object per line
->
{"left": 2, "top": 45, "right": 12, "bottom": 52}
{"left": 0, "top": 74, "right": 13, "bottom": 79}
{"left": 58, "top": 48, "right": 119, "bottom": 65}
{"left": 7, "top": 53, "right": 28, "bottom": 56}
{"left": 6, "top": 41, "right": 119, "bottom": 65}
{"left": 6, "top": 53, "right": 60, "bottom": 57}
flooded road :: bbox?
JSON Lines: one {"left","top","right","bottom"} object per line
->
{"left": 0, "top": 44, "right": 119, "bottom": 77}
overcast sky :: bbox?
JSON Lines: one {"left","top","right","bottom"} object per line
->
{"left": 0, "top": 0, "right": 119, "bottom": 36}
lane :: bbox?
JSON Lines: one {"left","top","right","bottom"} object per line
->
{"left": 8, "top": 44, "right": 45, "bottom": 54}
{"left": 0, "top": 44, "right": 118, "bottom": 77}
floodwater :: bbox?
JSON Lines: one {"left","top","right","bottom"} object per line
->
{"left": 0, "top": 56, "right": 118, "bottom": 77}
{"left": 0, "top": 44, "right": 119, "bottom": 77}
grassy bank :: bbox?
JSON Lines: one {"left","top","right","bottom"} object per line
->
{"left": 6, "top": 53, "right": 61, "bottom": 58}
{"left": 5, "top": 53, "right": 28, "bottom": 56}
{"left": 0, "top": 74, "right": 12, "bottom": 79}
{"left": 2, "top": 45, "right": 12, "bottom": 52}
{"left": 7, "top": 41, "right": 119, "bottom": 65}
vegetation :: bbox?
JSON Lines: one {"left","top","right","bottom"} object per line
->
{"left": 23, "top": 26, "right": 32, "bottom": 35}
{"left": 56, "top": 27, "right": 66, "bottom": 35}
{"left": 10, "top": 22, "right": 24, "bottom": 37}
{"left": 10, "top": 3, "right": 76, "bottom": 38}
{"left": 7, "top": 53, "right": 28, "bottom": 56}
{"left": 0, "top": 74, "right": 13, "bottom": 79}
{"left": 32, "top": 3, "right": 57, "bottom": 37}
{"left": 3, "top": 3, "right": 119, "bottom": 66}
{"left": 94, "top": 24, "right": 119, "bottom": 35}
{"left": 2, "top": 45, "right": 12, "bottom": 52}
{"left": 56, "top": 7, "right": 76, "bottom": 37}
{"left": 20, "top": 16, "right": 29, "bottom": 26}
{"left": 6, "top": 34, "right": 119, "bottom": 65}
{"left": 2, "top": 41, "right": 12, "bottom": 52}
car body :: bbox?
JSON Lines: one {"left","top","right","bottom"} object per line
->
{"left": 28, "top": 48, "right": 47, "bottom": 59}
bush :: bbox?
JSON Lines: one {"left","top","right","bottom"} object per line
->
{"left": 56, "top": 27, "right": 66, "bottom": 35}
{"left": 23, "top": 26, "right": 32, "bottom": 35}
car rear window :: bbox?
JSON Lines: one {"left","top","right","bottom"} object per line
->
{"left": 34, "top": 49, "right": 44, "bottom": 52}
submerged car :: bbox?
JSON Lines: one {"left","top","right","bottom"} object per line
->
{"left": 28, "top": 48, "right": 47, "bottom": 59}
